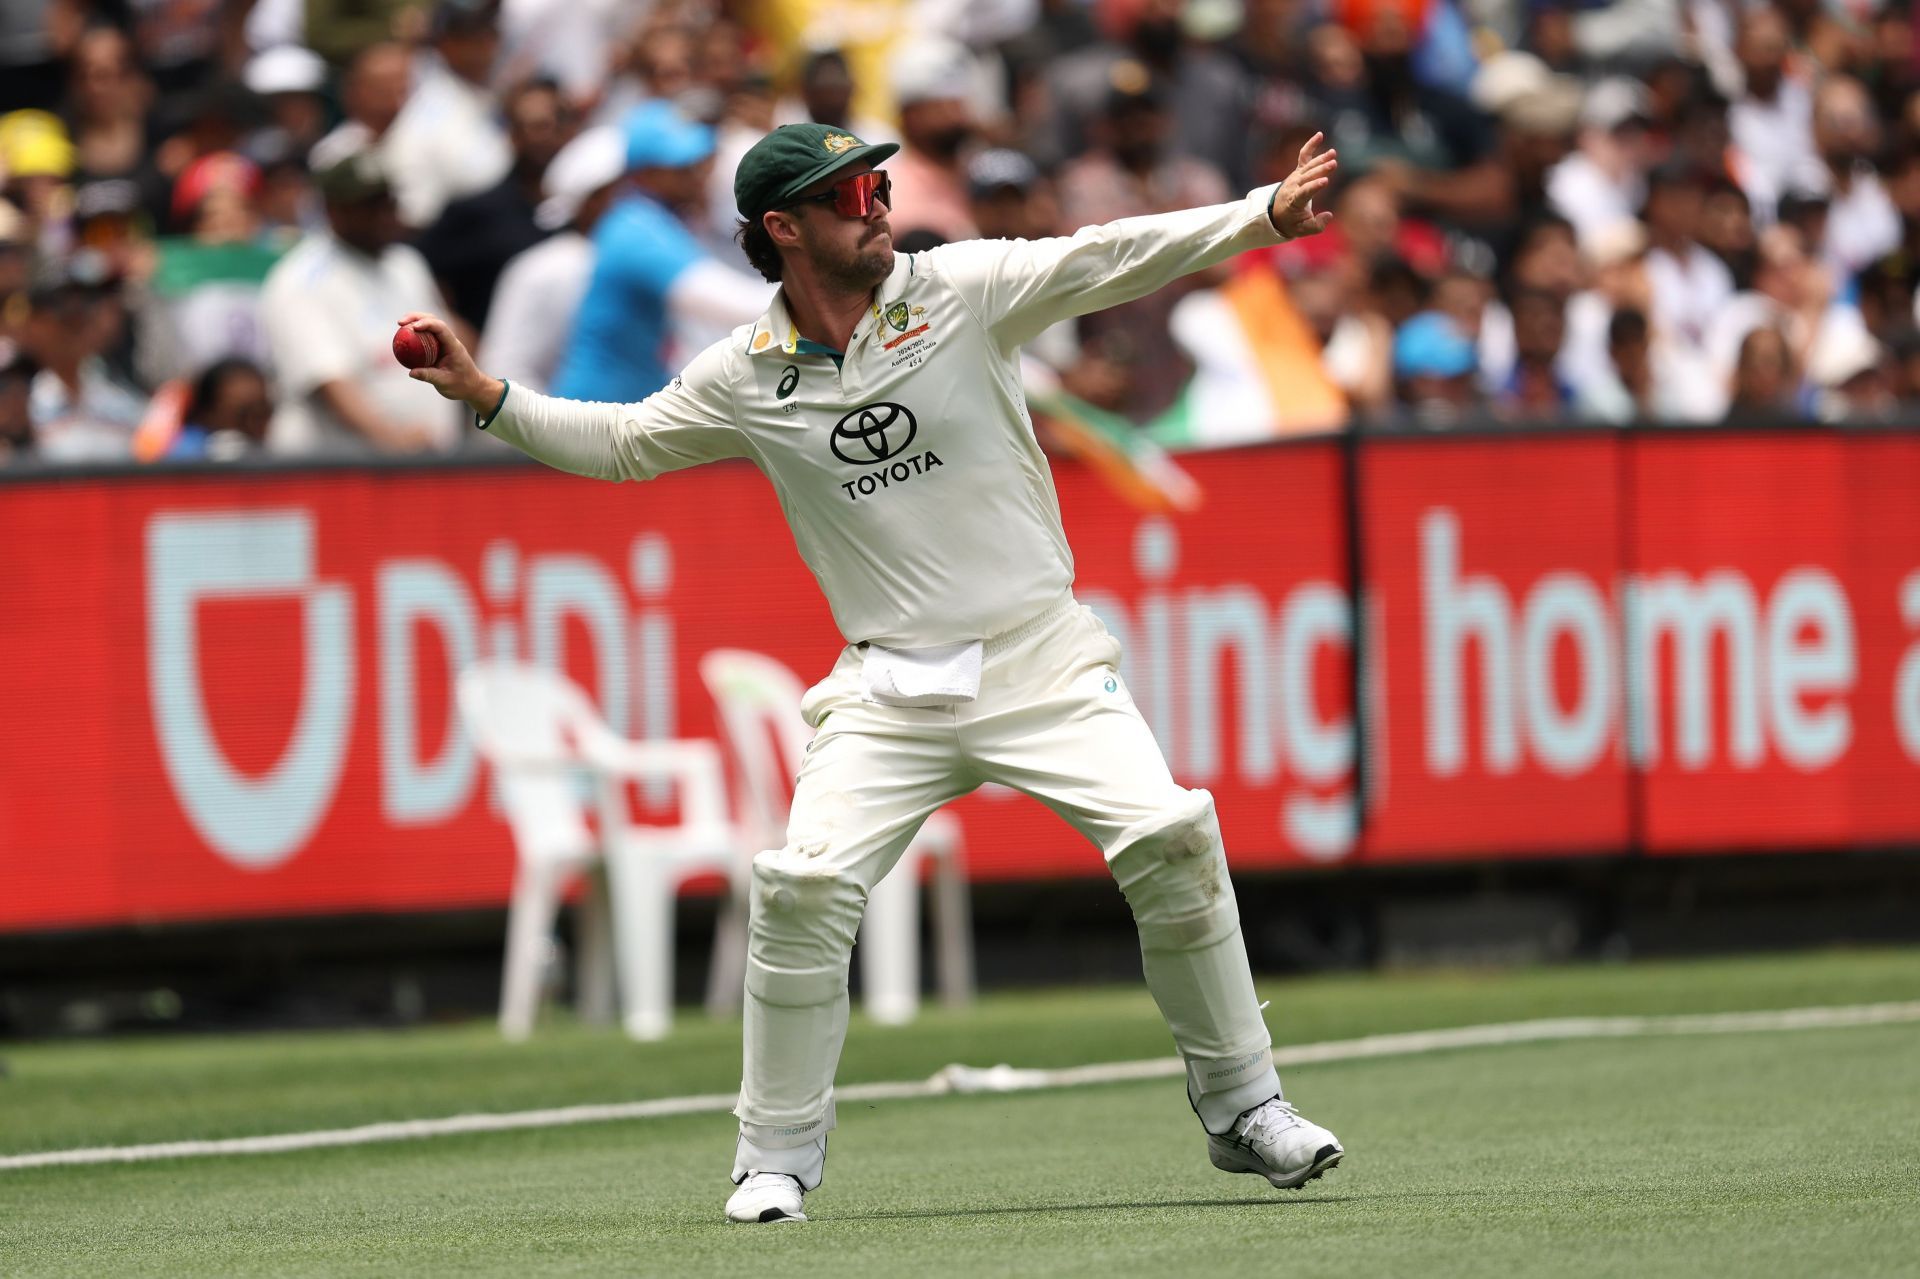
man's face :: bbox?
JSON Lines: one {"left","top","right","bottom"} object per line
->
{"left": 439, "top": 25, "right": 501, "bottom": 87}
{"left": 508, "top": 88, "right": 567, "bottom": 175}
{"left": 1701, "top": 188, "right": 1754, "bottom": 256}
{"left": 1646, "top": 182, "right": 1703, "bottom": 239}
{"left": 348, "top": 46, "right": 411, "bottom": 132}
{"left": 1336, "top": 178, "right": 1399, "bottom": 262}
{"left": 970, "top": 186, "right": 1026, "bottom": 239}
{"left": 1611, "top": 331, "right": 1650, "bottom": 387}
{"left": 1887, "top": 156, "right": 1920, "bottom": 219}
{"left": 0, "top": 371, "right": 31, "bottom": 448}
{"left": 25, "top": 289, "right": 108, "bottom": 361}
{"left": 73, "top": 28, "right": 141, "bottom": 120}
{"left": 901, "top": 99, "right": 973, "bottom": 162}
{"left": 1108, "top": 102, "right": 1167, "bottom": 171}
{"left": 639, "top": 29, "right": 697, "bottom": 99}
{"left": 1815, "top": 79, "right": 1878, "bottom": 165}
{"left": 327, "top": 192, "right": 403, "bottom": 256}
{"left": 270, "top": 90, "right": 327, "bottom": 145}
{"left": 1512, "top": 291, "right": 1566, "bottom": 362}
{"left": 802, "top": 58, "right": 854, "bottom": 127}
{"left": 635, "top": 155, "right": 714, "bottom": 214}
{"left": 1754, "top": 227, "right": 1810, "bottom": 306}
{"left": 204, "top": 369, "right": 274, "bottom": 440}
{"left": 1738, "top": 13, "right": 1787, "bottom": 96}
{"left": 1432, "top": 273, "right": 1490, "bottom": 336}
{"left": 1514, "top": 225, "right": 1582, "bottom": 299}
{"left": 0, "top": 243, "right": 27, "bottom": 302}
{"left": 778, "top": 162, "right": 893, "bottom": 291}
{"left": 1735, "top": 328, "right": 1790, "bottom": 404}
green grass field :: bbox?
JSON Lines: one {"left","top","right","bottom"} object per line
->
{"left": 4, "top": 949, "right": 1919, "bottom": 1277}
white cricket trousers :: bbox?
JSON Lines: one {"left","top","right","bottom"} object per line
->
{"left": 731, "top": 598, "right": 1283, "bottom": 1189}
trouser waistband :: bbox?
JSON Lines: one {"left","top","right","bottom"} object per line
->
{"left": 983, "top": 597, "right": 1076, "bottom": 657}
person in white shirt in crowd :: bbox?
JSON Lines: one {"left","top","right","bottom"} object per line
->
{"left": 1705, "top": 223, "right": 1843, "bottom": 387}
{"left": 882, "top": 38, "right": 985, "bottom": 243}
{"left": 480, "top": 126, "right": 627, "bottom": 393}
{"left": 18, "top": 253, "right": 146, "bottom": 462}
{"left": 1723, "top": 323, "right": 1805, "bottom": 422}
{"left": 399, "top": 121, "right": 1347, "bottom": 1227}
{"left": 307, "top": 42, "right": 411, "bottom": 175}
{"left": 704, "top": 69, "right": 780, "bottom": 268}
{"left": 1547, "top": 78, "right": 1656, "bottom": 249}
{"left": 1726, "top": 7, "right": 1825, "bottom": 223}
{"left": 259, "top": 149, "right": 464, "bottom": 455}
{"left": 381, "top": 0, "right": 513, "bottom": 228}
{"left": 1561, "top": 218, "right": 1722, "bottom": 421}
{"left": 1806, "top": 308, "right": 1896, "bottom": 422}
{"left": 1640, "top": 162, "right": 1733, "bottom": 354}
{"left": 1575, "top": 306, "right": 1657, "bottom": 423}
{"left": 497, "top": 0, "right": 634, "bottom": 107}
{"left": 243, "top": 45, "right": 332, "bottom": 161}
{"left": 1808, "top": 75, "right": 1900, "bottom": 280}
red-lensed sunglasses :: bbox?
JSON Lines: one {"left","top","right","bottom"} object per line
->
{"left": 779, "top": 170, "right": 891, "bottom": 218}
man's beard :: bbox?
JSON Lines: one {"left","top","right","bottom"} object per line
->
{"left": 812, "top": 225, "right": 894, "bottom": 290}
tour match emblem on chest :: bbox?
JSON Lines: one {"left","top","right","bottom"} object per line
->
{"left": 881, "top": 302, "right": 933, "bottom": 353}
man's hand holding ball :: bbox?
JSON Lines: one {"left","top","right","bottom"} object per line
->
{"left": 394, "top": 313, "right": 504, "bottom": 417}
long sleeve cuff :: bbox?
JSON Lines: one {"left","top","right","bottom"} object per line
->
{"left": 474, "top": 380, "right": 512, "bottom": 431}
{"left": 1246, "top": 182, "right": 1290, "bottom": 242}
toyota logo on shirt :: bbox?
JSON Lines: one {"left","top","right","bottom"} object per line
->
{"left": 831, "top": 402, "right": 918, "bottom": 465}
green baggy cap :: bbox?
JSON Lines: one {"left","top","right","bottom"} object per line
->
{"left": 733, "top": 123, "right": 899, "bottom": 224}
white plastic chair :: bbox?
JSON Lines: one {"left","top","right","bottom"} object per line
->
{"left": 698, "top": 648, "right": 974, "bottom": 1024}
{"left": 459, "top": 661, "right": 735, "bottom": 1041}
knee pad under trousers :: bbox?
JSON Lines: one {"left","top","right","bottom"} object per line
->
{"left": 1107, "top": 790, "right": 1282, "bottom": 1132}
{"left": 734, "top": 853, "right": 865, "bottom": 1186}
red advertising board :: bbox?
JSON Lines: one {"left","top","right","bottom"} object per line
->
{"left": 2, "top": 429, "right": 1918, "bottom": 934}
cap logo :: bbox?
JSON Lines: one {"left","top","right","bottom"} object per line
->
{"left": 822, "top": 133, "right": 858, "bottom": 153}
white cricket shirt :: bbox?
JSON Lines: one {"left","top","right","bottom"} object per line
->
{"left": 481, "top": 184, "right": 1287, "bottom": 648}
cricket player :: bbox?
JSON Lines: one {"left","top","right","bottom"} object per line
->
{"left": 403, "top": 121, "right": 1344, "bottom": 1224}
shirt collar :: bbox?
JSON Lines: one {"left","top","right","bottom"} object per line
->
{"left": 745, "top": 288, "right": 799, "bottom": 357}
{"left": 744, "top": 252, "right": 915, "bottom": 358}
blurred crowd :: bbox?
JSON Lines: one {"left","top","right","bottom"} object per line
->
{"left": 1, "top": 0, "right": 1918, "bottom": 468}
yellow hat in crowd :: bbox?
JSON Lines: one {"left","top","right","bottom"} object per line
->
{"left": 0, "top": 111, "right": 76, "bottom": 181}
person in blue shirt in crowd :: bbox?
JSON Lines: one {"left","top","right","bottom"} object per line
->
{"left": 551, "top": 101, "right": 773, "bottom": 403}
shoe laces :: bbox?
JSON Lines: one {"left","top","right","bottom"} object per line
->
{"left": 741, "top": 1171, "right": 801, "bottom": 1195}
{"left": 1231, "top": 1097, "right": 1303, "bottom": 1147}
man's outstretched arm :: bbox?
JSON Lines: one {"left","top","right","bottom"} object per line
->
{"left": 401, "top": 311, "right": 746, "bottom": 481}
{"left": 935, "top": 133, "right": 1337, "bottom": 350}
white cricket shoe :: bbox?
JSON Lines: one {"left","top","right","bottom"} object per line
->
{"left": 725, "top": 1172, "right": 808, "bottom": 1224}
{"left": 1207, "top": 1097, "right": 1344, "bottom": 1189}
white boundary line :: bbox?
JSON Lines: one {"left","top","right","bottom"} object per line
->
{"left": 6, "top": 1000, "right": 1917, "bottom": 1173}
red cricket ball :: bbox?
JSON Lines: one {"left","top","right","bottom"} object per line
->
{"left": 393, "top": 324, "right": 440, "bottom": 370}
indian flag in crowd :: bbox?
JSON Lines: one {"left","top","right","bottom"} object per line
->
{"left": 1022, "top": 359, "right": 1202, "bottom": 514}
{"left": 1147, "top": 269, "right": 1348, "bottom": 450}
